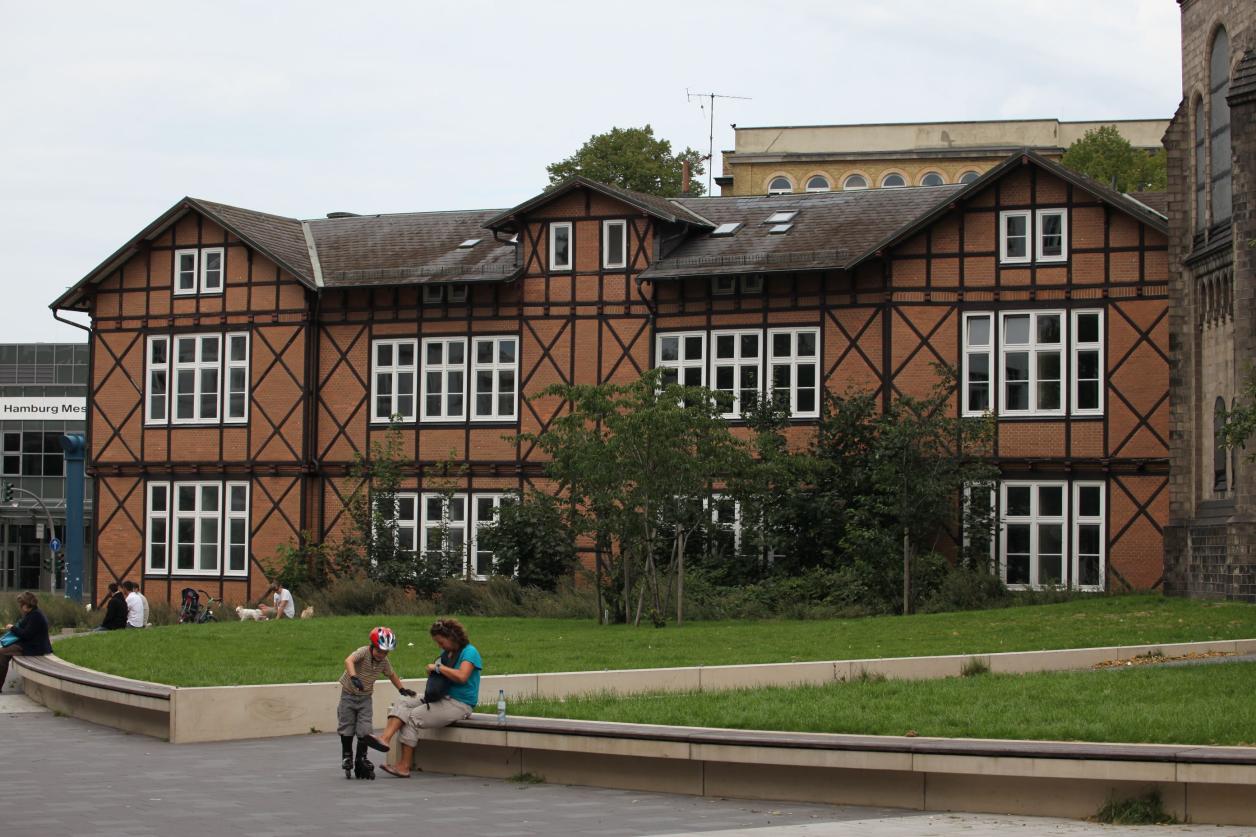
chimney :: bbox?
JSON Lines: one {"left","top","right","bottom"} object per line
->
{"left": 682, "top": 160, "right": 691, "bottom": 194}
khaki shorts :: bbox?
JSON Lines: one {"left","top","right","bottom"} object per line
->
{"left": 387, "top": 695, "right": 472, "bottom": 748}
{"left": 336, "top": 690, "right": 374, "bottom": 738}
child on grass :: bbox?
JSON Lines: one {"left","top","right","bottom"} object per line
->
{"left": 337, "top": 626, "right": 415, "bottom": 779}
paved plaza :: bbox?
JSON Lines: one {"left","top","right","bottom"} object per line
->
{"left": 1, "top": 691, "right": 1250, "bottom": 837}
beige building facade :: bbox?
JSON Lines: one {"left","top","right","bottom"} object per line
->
{"left": 719, "top": 118, "right": 1169, "bottom": 196}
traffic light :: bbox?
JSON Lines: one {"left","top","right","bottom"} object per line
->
{"left": 2, "top": 482, "right": 12, "bottom": 503}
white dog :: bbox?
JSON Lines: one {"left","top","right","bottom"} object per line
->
{"left": 299, "top": 606, "right": 315, "bottom": 619}
{"left": 235, "top": 606, "right": 267, "bottom": 622}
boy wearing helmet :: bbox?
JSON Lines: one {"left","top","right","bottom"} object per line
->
{"left": 337, "top": 626, "right": 415, "bottom": 779}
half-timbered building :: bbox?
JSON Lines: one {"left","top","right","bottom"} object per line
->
{"left": 52, "top": 150, "right": 1170, "bottom": 604}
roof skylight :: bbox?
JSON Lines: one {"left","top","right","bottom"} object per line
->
{"left": 711, "top": 222, "right": 743, "bottom": 237}
{"left": 769, "top": 223, "right": 794, "bottom": 234}
{"left": 764, "top": 210, "right": 798, "bottom": 224}
{"left": 458, "top": 238, "right": 481, "bottom": 248}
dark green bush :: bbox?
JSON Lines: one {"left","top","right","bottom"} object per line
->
{"left": 1, "top": 592, "right": 92, "bottom": 631}
{"left": 299, "top": 577, "right": 392, "bottom": 616}
{"left": 919, "top": 568, "right": 1010, "bottom": 614}
{"left": 480, "top": 493, "right": 578, "bottom": 591}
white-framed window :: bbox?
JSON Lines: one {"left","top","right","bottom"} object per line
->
{"left": 421, "top": 284, "right": 469, "bottom": 305}
{"left": 421, "top": 492, "right": 467, "bottom": 569}
{"left": 1035, "top": 209, "right": 1068, "bottom": 262}
{"left": 372, "top": 339, "right": 418, "bottom": 423}
{"left": 920, "top": 172, "right": 945, "bottom": 187}
{"left": 471, "top": 336, "right": 518, "bottom": 421}
{"left": 145, "top": 483, "right": 169, "bottom": 575}
{"left": 421, "top": 337, "right": 467, "bottom": 422}
{"left": 174, "top": 250, "right": 198, "bottom": 295}
{"left": 657, "top": 332, "right": 706, "bottom": 387}
{"left": 711, "top": 276, "right": 736, "bottom": 296}
{"left": 962, "top": 484, "right": 997, "bottom": 571}
{"left": 549, "top": 222, "right": 572, "bottom": 271}
{"left": 805, "top": 175, "right": 830, "bottom": 192}
{"left": 1072, "top": 481, "right": 1105, "bottom": 590}
{"left": 962, "top": 313, "right": 993, "bottom": 416}
{"left": 200, "top": 247, "right": 224, "bottom": 293}
{"left": 146, "top": 480, "right": 249, "bottom": 577}
{"left": 146, "top": 335, "right": 170, "bottom": 424}
{"left": 709, "top": 494, "right": 742, "bottom": 557}
{"left": 470, "top": 493, "right": 509, "bottom": 580}
{"left": 711, "top": 330, "right": 762, "bottom": 419}
{"left": 394, "top": 494, "right": 419, "bottom": 557}
{"left": 999, "top": 210, "right": 1031, "bottom": 264}
{"left": 147, "top": 332, "right": 250, "bottom": 426}
{"left": 768, "top": 327, "right": 820, "bottom": 418}
{"left": 603, "top": 220, "right": 627, "bottom": 269}
{"left": 880, "top": 173, "right": 906, "bottom": 188}
{"left": 767, "top": 176, "right": 792, "bottom": 194}
{"left": 842, "top": 174, "right": 869, "bottom": 191}
{"left": 999, "top": 311, "right": 1063, "bottom": 416}
{"left": 1001, "top": 481, "right": 1066, "bottom": 588}
{"left": 1071, "top": 310, "right": 1103, "bottom": 416}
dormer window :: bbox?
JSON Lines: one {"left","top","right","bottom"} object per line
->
{"left": 603, "top": 220, "right": 627, "bottom": 269}
{"left": 711, "top": 222, "right": 742, "bottom": 237}
{"left": 174, "top": 247, "right": 225, "bottom": 296}
{"left": 422, "top": 284, "right": 468, "bottom": 304}
{"left": 549, "top": 222, "right": 572, "bottom": 271}
{"left": 458, "top": 239, "right": 481, "bottom": 249}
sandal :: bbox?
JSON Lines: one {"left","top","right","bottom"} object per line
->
{"left": 365, "top": 735, "right": 391, "bottom": 753}
{"left": 380, "top": 764, "right": 411, "bottom": 779}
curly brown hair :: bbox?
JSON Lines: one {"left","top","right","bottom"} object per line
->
{"left": 16, "top": 591, "right": 38, "bottom": 609}
{"left": 429, "top": 617, "right": 469, "bottom": 650}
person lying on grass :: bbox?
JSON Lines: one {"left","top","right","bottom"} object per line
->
{"left": 338, "top": 626, "right": 416, "bottom": 779}
{"left": 371, "top": 618, "right": 482, "bottom": 778}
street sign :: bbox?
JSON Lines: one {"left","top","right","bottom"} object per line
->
{"left": 49, "top": 537, "right": 62, "bottom": 553}
{"left": 36, "top": 522, "right": 44, "bottom": 539}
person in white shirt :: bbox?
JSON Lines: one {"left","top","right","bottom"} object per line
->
{"left": 258, "top": 583, "right": 295, "bottom": 620}
{"left": 122, "top": 581, "right": 145, "bottom": 629}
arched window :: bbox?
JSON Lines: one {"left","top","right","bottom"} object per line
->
{"left": 1214, "top": 396, "right": 1228, "bottom": 493}
{"left": 842, "top": 174, "right": 869, "bottom": 191}
{"left": 767, "top": 176, "right": 792, "bottom": 194}
{"left": 881, "top": 173, "right": 906, "bottom": 188}
{"left": 920, "top": 172, "right": 945, "bottom": 187}
{"left": 1209, "top": 27, "right": 1232, "bottom": 225}
{"left": 805, "top": 175, "right": 831, "bottom": 192}
{"left": 1194, "top": 97, "right": 1207, "bottom": 232}
{"left": 958, "top": 171, "right": 980, "bottom": 185}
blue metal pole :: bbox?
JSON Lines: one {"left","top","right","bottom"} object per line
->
{"left": 60, "top": 433, "right": 86, "bottom": 603}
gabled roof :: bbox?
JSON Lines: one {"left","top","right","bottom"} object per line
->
{"left": 51, "top": 197, "right": 316, "bottom": 312}
{"left": 485, "top": 175, "right": 714, "bottom": 232}
{"left": 843, "top": 149, "right": 1168, "bottom": 268}
{"left": 306, "top": 209, "right": 518, "bottom": 288}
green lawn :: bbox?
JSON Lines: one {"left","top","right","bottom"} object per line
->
{"left": 503, "top": 662, "right": 1256, "bottom": 747}
{"left": 52, "top": 594, "right": 1256, "bottom": 687}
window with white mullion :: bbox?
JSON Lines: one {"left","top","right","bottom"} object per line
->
{"left": 962, "top": 484, "right": 996, "bottom": 572}
{"left": 709, "top": 494, "right": 742, "bottom": 558}
{"left": 1035, "top": 209, "right": 1067, "bottom": 262}
{"left": 146, "top": 335, "right": 170, "bottom": 424}
{"left": 999, "top": 210, "right": 1031, "bottom": 264}
{"left": 999, "top": 311, "right": 1063, "bottom": 416}
{"left": 549, "top": 222, "right": 572, "bottom": 271}
{"left": 200, "top": 247, "right": 225, "bottom": 293}
{"left": 421, "top": 493, "right": 468, "bottom": 574}
{"left": 656, "top": 332, "right": 706, "bottom": 388}
{"left": 471, "top": 336, "right": 518, "bottom": 421}
{"left": 421, "top": 338, "right": 467, "bottom": 421}
{"left": 471, "top": 493, "right": 509, "bottom": 580}
{"left": 145, "top": 482, "right": 170, "bottom": 575}
{"left": 962, "top": 313, "right": 993, "bottom": 416}
{"left": 710, "top": 330, "right": 762, "bottom": 419}
{"left": 1071, "top": 310, "right": 1103, "bottom": 416}
{"left": 1072, "top": 481, "right": 1105, "bottom": 591}
{"left": 393, "top": 493, "right": 420, "bottom": 559}
{"left": 174, "top": 250, "right": 198, "bottom": 295}
{"left": 173, "top": 482, "right": 222, "bottom": 575}
{"left": 767, "top": 327, "right": 819, "bottom": 418}
{"left": 372, "top": 339, "right": 418, "bottom": 423}
{"left": 172, "top": 334, "right": 222, "bottom": 424}
{"left": 225, "top": 482, "right": 250, "bottom": 576}
{"left": 1000, "top": 481, "right": 1066, "bottom": 589}
{"left": 603, "top": 220, "right": 627, "bottom": 269}
{"left": 224, "top": 333, "right": 249, "bottom": 423}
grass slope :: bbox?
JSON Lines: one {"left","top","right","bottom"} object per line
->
{"left": 52, "top": 594, "right": 1256, "bottom": 687}
{"left": 506, "top": 663, "right": 1256, "bottom": 747}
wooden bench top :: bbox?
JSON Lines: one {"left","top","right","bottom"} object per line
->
{"left": 456, "top": 713, "right": 1256, "bottom": 766}
{"left": 15, "top": 654, "right": 173, "bottom": 701}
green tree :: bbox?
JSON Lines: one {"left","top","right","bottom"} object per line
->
{"left": 1061, "top": 125, "right": 1167, "bottom": 192}
{"left": 546, "top": 125, "right": 707, "bottom": 197}
{"left": 342, "top": 424, "right": 413, "bottom": 586}
{"left": 480, "top": 491, "right": 578, "bottom": 591}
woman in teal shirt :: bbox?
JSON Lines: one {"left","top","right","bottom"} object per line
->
{"left": 374, "top": 618, "right": 482, "bottom": 778}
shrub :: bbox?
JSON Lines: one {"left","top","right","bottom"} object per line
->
{"left": 299, "top": 577, "right": 392, "bottom": 616}
{"left": 1094, "top": 790, "right": 1175, "bottom": 825}
{"left": 268, "top": 534, "right": 341, "bottom": 592}
{"left": 960, "top": 657, "right": 991, "bottom": 677}
{"left": 0, "top": 592, "right": 92, "bottom": 631}
{"left": 919, "top": 568, "right": 1010, "bottom": 614}
{"left": 480, "top": 493, "right": 578, "bottom": 591}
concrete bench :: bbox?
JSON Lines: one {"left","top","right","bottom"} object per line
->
{"left": 15, "top": 654, "right": 172, "bottom": 739}
{"left": 404, "top": 713, "right": 1256, "bottom": 826}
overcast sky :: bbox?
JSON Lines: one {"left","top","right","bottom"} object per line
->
{"left": 1, "top": 0, "right": 1180, "bottom": 344}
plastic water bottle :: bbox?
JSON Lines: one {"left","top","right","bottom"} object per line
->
{"left": 496, "top": 689, "right": 507, "bottom": 725}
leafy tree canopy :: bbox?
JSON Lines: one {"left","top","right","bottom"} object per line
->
{"left": 1061, "top": 125, "right": 1166, "bottom": 193}
{"left": 546, "top": 125, "right": 707, "bottom": 196}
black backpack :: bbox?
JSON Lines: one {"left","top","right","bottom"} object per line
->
{"left": 422, "top": 651, "right": 455, "bottom": 704}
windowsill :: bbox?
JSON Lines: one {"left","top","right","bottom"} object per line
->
{"left": 380, "top": 419, "right": 521, "bottom": 427}
{"left": 146, "top": 422, "right": 249, "bottom": 428}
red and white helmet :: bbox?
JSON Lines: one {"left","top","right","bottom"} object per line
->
{"left": 370, "top": 626, "right": 396, "bottom": 651}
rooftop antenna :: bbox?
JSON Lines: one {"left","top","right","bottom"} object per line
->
{"left": 687, "top": 88, "right": 751, "bottom": 195}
